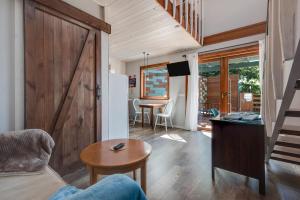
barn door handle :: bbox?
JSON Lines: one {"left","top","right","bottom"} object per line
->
{"left": 96, "top": 84, "right": 101, "bottom": 100}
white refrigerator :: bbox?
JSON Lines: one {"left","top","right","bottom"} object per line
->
{"left": 108, "top": 73, "right": 129, "bottom": 139}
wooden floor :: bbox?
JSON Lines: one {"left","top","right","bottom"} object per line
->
{"left": 63, "top": 125, "right": 300, "bottom": 200}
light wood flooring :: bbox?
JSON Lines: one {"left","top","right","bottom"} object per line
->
{"left": 63, "top": 125, "right": 300, "bottom": 200}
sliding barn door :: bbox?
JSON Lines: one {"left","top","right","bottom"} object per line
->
{"left": 24, "top": 0, "right": 101, "bottom": 175}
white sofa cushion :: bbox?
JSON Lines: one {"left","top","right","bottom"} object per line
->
{"left": 0, "top": 166, "right": 65, "bottom": 200}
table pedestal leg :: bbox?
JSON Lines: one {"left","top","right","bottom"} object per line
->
{"left": 150, "top": 108, "right": 154, "bottom": 128}
{"left": 141, "top": 162, "right": 147, "bottom": 194}
{"left": 133, "top": 170, "right": 137, "bottom": 181}
{"left": 259, "top": 175, "right": 266, "bottom": 195}
{"left": 89, "top": 167, "right": 97, "bottom": 185}
{"left": 142, "top": 108, "right": 144, "bottom": 127}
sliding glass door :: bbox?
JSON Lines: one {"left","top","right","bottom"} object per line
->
{"left": 198, "top": 60, "right": 221, "bottom": 128}
{"left": 228, "top": 55, "right": 261, "bottom": 113}
{"left": 198, "top": 45, "right": 261, "bottom": 130}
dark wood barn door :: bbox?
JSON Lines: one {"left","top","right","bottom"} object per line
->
{"left": 24, "top": 0, "right": 102, "bottom": 175}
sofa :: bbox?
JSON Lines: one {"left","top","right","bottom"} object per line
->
{"left": 0, "top": 166, "right": 65, "bottom": 200}
{"left": 0, "top": 129, "right": 147, "bottom": 200}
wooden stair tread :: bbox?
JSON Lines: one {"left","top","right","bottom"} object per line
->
{"left": 272, "top": 150, "right": 300, "bottom": 158}
{"left": 270, "top": 156, "right": 300, "bottom": 165}
{"left": 279, "top": 128, "right": 300, "bottom": 136}
{"left": 275, "top": 141, "right": 300, "bottom": 149}
{"left": 295, "top": 80, "right": 300, "bottom": 89}
{"left": 285, "top": 110, "right": 300, "bottom": 117}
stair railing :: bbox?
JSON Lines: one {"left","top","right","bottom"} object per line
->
{"left": 160, "top": 0, "right": 203, "bottom": 45}
{"left": 267, "top": 40, "right": 300, "bottom": 160}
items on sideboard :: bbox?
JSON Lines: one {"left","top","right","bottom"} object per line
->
{"left": 223, "top": 112, "right": 261, "bottom": 121}
{"left": 210, "top": 117, "right": 265, "bottom": 195}
{"left": 80, "top": 139, "right": 152, "bottom": 194}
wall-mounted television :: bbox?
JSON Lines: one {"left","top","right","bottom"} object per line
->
{"left": 167, "top": 61, "right": 190, "bottom": 77}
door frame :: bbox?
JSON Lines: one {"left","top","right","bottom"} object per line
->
{"left": 199, "top": 44, "right": 259, "bottom": 113}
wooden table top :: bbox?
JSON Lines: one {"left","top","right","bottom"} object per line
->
{"left": 80, "top": 139, "right": 152, "bottom": 168}
{"left": 139, "top": 103, "right": 165, "bottom": 108}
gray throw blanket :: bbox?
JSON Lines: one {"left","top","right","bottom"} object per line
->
{"left": 0, "top": 129, "right": 55, "bottom": 175}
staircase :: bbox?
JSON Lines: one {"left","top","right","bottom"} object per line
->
{"left": 268, "top": 42, "right": 300, "bottom": 165}
{"left": 156, "top": 0, "right": 203, "bottom": 44}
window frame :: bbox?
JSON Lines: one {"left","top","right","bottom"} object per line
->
{"left": 140, "top": 62, "right": 170, "bottom": 100}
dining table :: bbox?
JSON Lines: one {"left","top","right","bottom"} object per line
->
{"left": 139, "top": 103, "right": 166, "bottom": 129}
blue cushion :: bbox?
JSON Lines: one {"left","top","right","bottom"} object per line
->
{"left": 49, "top": 174, "right": 147, "bottom": 200}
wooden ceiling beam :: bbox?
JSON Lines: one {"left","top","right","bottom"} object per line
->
{"left": 30, "top": 0, "right": 111, "bottom": 34}
{"left": 199, "top": 44, "right": 259, "bottom": 62}
{"left": 203, "top": 21, "right": 267, "bottom": 46}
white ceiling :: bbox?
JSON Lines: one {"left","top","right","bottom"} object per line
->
{"left": 93, "top": 0, "right": 268, "bottom": 62}
{"left": 98, "top": 0, "right": 200, "bottom": 62}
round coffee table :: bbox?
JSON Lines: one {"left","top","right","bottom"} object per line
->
{"left": 80, "top": 139, "right": 152, "bottom": 194}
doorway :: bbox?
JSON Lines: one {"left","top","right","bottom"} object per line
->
{"left": 198, "top": 44, "right": 261, "bottom": 130}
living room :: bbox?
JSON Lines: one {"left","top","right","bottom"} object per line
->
{"left": 1, "top": 0, "right": 300, "bottom": 200}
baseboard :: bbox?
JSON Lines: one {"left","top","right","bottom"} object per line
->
{"left": 173, "top": 125, "right": 186, "bottom": 130}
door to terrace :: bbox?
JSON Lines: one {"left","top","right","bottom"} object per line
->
{"left": 198, "top": 44, "right": 261, "bottom": 130}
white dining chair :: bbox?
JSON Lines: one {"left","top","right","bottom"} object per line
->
{"left": 154, "top": 100, "right": 174, "bottom": 132}
{"left": 132, "top": 99, "right": 150, "bottom": 126}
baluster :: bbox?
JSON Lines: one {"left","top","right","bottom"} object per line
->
{"left": 194, "top": 0, "right": 198, "bottom": 38}
{"left": 173, "top": 0, "right": 176, "bottom": 18}
{"left": 180, "top": 0, "right": 183, "bottom": 24}
{"left": 199, "top": 0, "right": 203, "bottom": 44}
{"left": 165, "top": 0, "right": 168, "bottom": 10}
{"left": 185, "top": 0, "right": 189, "bottom": 30}
{"left": 190, "top": 0, "right": 194, "bottom": 34}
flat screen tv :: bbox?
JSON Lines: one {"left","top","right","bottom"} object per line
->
{"left": 167, "top": 61, "right": 190, "bottom": 77}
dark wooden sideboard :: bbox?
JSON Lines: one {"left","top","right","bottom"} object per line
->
{"left": 210, "top": 118, "right": 265, "bottom": 195}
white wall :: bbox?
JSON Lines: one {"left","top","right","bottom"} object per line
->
{"left": 0, "top": 0, "right": 108, "bottom": 133}
{"left": 109, "top": 57, "right": 126, "bottom": 74}
{"left": 0, "top": 0, "right": 15, "bottom": 132}
{"left": 101, "top": 32, "right": 110, "bottom": 140}
{"left": 197, "top": 34, "right": 265, "bottom": 54}
{"left": 203, "top": 0, "right": 268, "bottom": 36}
{"left": 268, "top": 0, "right": 300, "bottom": 132}
{"left": 63, "top": 0, "right": 104, "bottom": 20}
{"left": 282, "top": 0, "right": 300, "bottom": 127}
{"left": 296, "top": 0, "right": 300, "bottom": 48}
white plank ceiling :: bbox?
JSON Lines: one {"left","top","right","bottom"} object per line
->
{"left": 95, "top": 0, "right": 200, "bottom": 62}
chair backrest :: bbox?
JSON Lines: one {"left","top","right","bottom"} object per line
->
{"left": 163, "top": 100, "right": 174, "bottom": 116}
{"left": 132, "top": 99, "right": 141, "bottom": 113}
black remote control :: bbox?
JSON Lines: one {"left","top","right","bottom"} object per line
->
{"left": 113, "top": 143, "right": 125, "bottom": 151}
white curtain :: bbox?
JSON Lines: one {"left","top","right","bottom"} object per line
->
{"left": 262, "top": 37, "right": 277, "bottom": 136}
{"left": 185, "top": 53, "right": 199, "bottom": 131}
{"left": 259, "top": 39, "right": 265, "bottom": 116}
